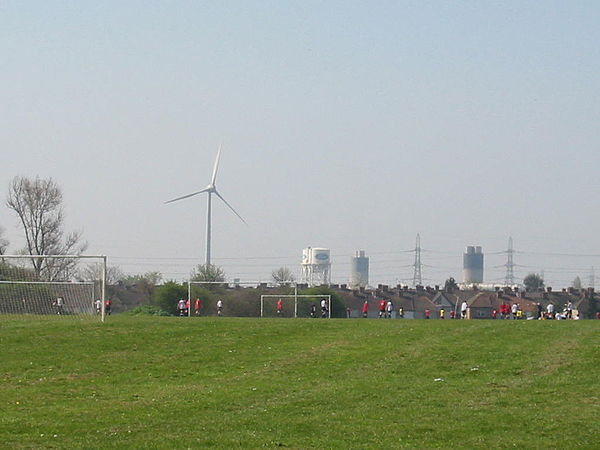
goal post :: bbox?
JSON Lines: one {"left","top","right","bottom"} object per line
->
{"left": 260, "top": 295, "right": 331, "bottom": 318}
{"left": 0, "top": 255, "right": 107, "bottom": 322}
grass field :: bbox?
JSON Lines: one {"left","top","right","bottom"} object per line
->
{"left": 1, "top": 316, "right": 598, "bottom": 448}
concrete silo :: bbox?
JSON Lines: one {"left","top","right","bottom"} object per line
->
{"left": 463, "top": 246, "right": 484, "bottom": 284}
{"left": 350, "top": 250, "right": 369, "bottom": 288}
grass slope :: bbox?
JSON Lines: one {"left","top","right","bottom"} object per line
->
{"left": 1, "top": 317, "right": 598, "bottom": 448}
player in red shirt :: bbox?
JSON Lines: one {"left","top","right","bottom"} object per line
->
{"left": 378, "top": 299, "right": 386, "bottom": 318}
{"left": 424, "top": 309, "right": 430, "bottom": 319}
{"left": 276, "top": 298, "right": 283, "bottom": 316}
{"left": 361, "top": 300, "right": 368, "bottom": 318}
{"left": 194, "top": 298, "right": 202, "bottom": 316}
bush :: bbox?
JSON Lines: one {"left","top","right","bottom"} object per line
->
{"left": 126, "top": 305, "right": 170, "bottom": 316}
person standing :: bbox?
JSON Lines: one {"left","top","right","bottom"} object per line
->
{"left": 461, "top": 301, "right": 468, "bottom": 319}
{"left": 492, "top": 309, "right": 497, "bottom": 319}
{"left": 547, "top": 303, "right": 555, "bottom": 319}
{"left": 386, "top": 300, "right": 393, "bottom": 318}
{"left": 361, "top": 300, "right": 369, "bottom": 318}
{"left": 177, "top": 299, "right": 186, "bottom": 316}
{"left": 398, "top": 306, "right": 404, "bottom": 319}
{"left": 194, "top": 298, "right": 202, "bottom": 316}
{"left": 424, "top": 308, "right": 431, "bottom": 319}
{"left": 536, "top": 302, "right": 543, "bottom": 320}
{"left": 276, "top": 298, "right": 283, "bottom": 316}
{"left": 378, "top": 299, "right": 386, "bottom": 318}
{"left": 320, "top": 298, "right": 328, "bottom": 318}
{"left": 511, "top": 303, "right": 518, "bottom": 320}
{"left": 105, "top": 298, "right": 112, "bottom": 316}
{"left": 450, "top": 310, "right": 456, "bottom": 319}
{"left": 94, "top": 299, "right": 102, "bottom": 314}
{"left": 566, "top": 301, "right": 573, "bottom": 319}
{"left": 310, "top": 304, "right": 317, "bottom": 318}
{"left": 216, "top": 299, "right": 223, "bottom": 316}
{"left": 54, "top": 296, "right": 64, "bottom": 315}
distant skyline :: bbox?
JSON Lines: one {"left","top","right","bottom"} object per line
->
{"left": 2, "top": 1, "right": 599, "bottom": 287}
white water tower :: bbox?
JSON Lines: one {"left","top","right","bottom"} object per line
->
{"left": 301, "top": 247, "right": 331, "bottom": 286}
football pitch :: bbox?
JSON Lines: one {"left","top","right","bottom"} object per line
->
{"left": 1, "top": 316, "right": 598, "bottom": 448}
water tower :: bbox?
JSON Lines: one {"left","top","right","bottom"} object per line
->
{"left": 350, "top": 250, "right": 369, "bottom": 288}
{"left": 301, "top": 247, "right": 331, "bottom": 286}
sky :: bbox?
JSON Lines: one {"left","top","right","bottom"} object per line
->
{"left": 2, "top": 1, "right": 600, "bottom": 287}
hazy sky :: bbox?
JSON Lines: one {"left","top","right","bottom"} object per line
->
{"left": 2, "top": 1, "right": 600, "bottom": 287}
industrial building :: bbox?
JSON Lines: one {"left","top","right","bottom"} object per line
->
{"left": 349, "top": 250, "right": 369, "bottom": 288}
{"left": 463, "top": 246, "right": 484, "bottom": 284}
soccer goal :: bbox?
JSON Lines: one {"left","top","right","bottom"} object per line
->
{"left": 0, "top": 255, "right": 107, "bottom": 322}
{"left": 260, "top": 295, "right": 331, "bottom": 318}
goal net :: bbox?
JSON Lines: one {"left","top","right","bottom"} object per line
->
{"left": 0, "top": 255, "right": 107, "bottom": 321}
{"left": 260, "top": 295, "right": 331, "bottom": 318}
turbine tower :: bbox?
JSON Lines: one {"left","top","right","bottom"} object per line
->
{"left": 165, "top": 145, "right": 246, "bottom": 266}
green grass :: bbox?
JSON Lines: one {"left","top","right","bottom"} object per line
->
{"left": 1, "top": 317, "right": 598, "bottom": 448}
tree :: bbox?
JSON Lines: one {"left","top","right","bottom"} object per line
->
{"left": 523, "top": 273, "right": 544, "bottom": 292}
{"left": 191, "top": 264, "right": 225, "bottom": 282}
{"left": 6, "top": 176, "right": 87, "bottom": 279}
{"left": 151, "top": 281, "right": 188, "bottom": 315}
{"left": 0, "top": 225, "right": 8, "bottom": 255}
{"left": 572, "top": 276, "right": 583, "bottom": 290}
{"left": 271, "top": 267, "right": 295, "bottom": 286}
{"left": 78, "top": 263, "right": 124, "bottom": 285}
{"left": 444, "top": 277, "right": 458, "bottom": 291}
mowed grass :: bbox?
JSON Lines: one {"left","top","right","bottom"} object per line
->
{"left": 0, "top": 316, "right": 598, "bottom": 449}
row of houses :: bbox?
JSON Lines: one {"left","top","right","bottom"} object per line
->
{"left": 326, "top": 284, "right": 598, "bottom": 319}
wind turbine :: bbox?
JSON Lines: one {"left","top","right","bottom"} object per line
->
{"left": 165, "top": 145, "right": 246, "bottom": 266}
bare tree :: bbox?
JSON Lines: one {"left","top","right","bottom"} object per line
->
{"left": 6, "top": 176, "right": 87, "bottom": 280}
{"left": 0, "top": 225, "right": 8, "bottom": 255}
{"left": 272, "top": 267, "right": 295, "bottom": 286}
{"left": 79, "top": 263, "right": 124, "bottom": 285}
{"left": 191, "top": 264, "right": 226, "bottom": 282}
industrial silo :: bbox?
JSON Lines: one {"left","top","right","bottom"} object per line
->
{"left": 463, "top": 246, "right": 484, "bottom": 284}
{"left": 350, "top": 250, "right": 369, "bottom": 288}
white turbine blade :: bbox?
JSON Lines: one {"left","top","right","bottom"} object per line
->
{"left": 214, "top": 190, "right": 247, "bottom": 224}
{"left": 164, "top": 188, "right": 210, "bottom": 204}
{"left": 210, "top": 143, "right": 222, "bottom": 186}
